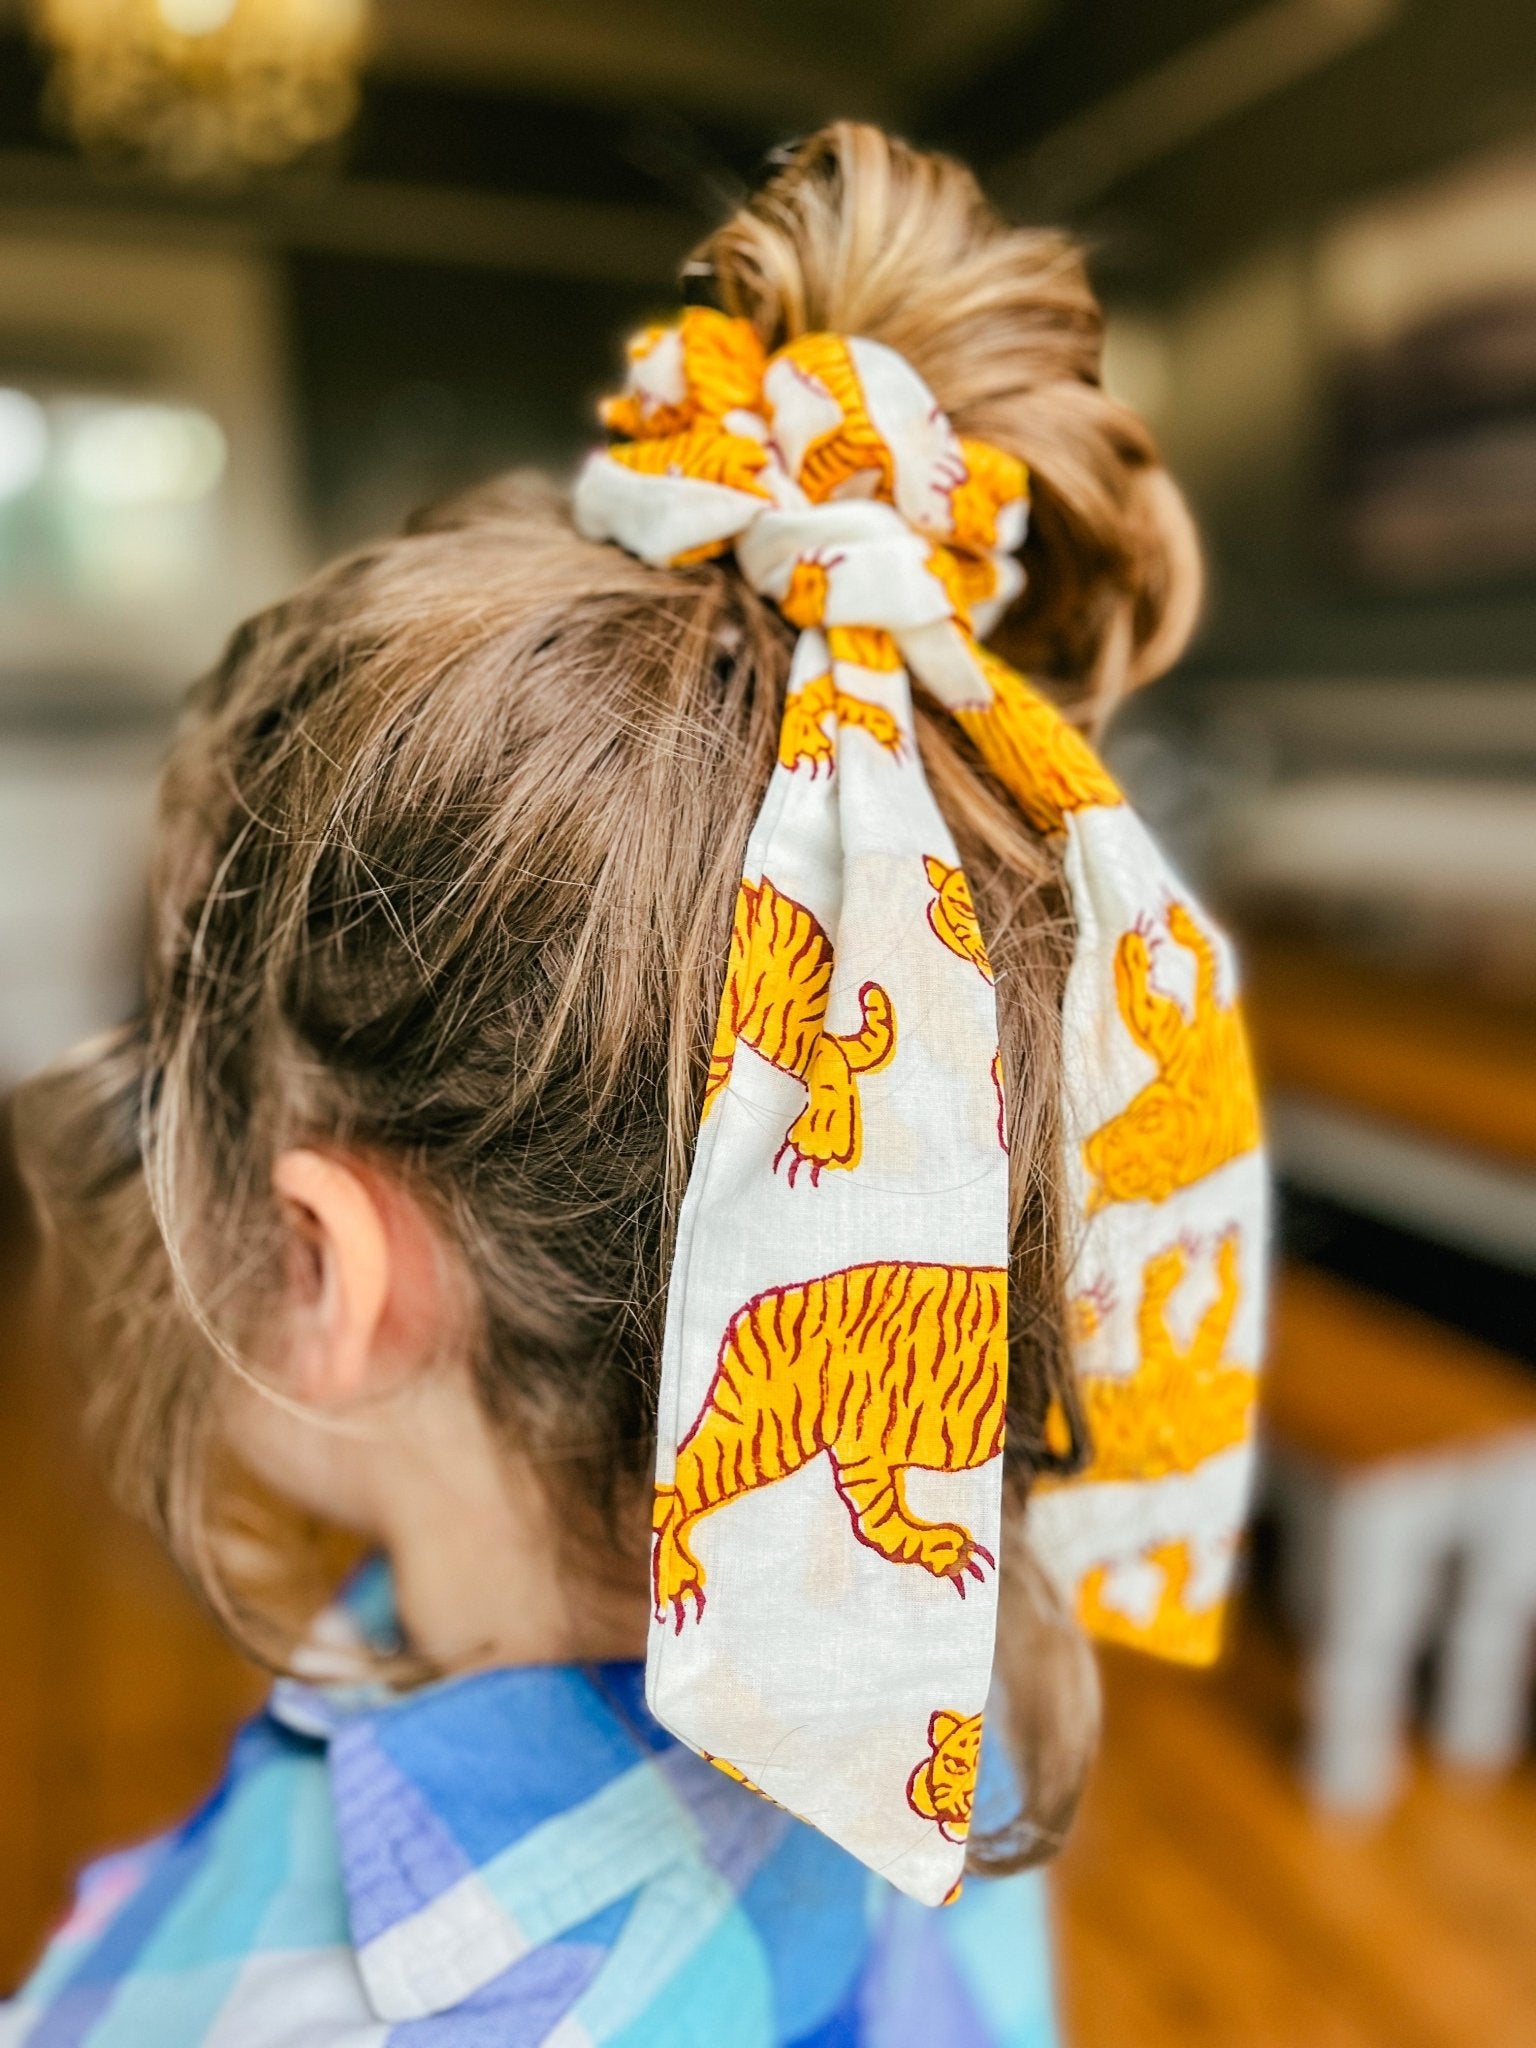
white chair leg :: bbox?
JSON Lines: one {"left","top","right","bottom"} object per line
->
{"left": 1435, "top": 1437, "right": 1536, "bottom": 1771}
{"left": 1306, "top": 1460, "right": 1464, "bottom": 1814}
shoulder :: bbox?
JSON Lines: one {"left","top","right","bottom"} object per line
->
{"left": 854, "top": 1713, "right": 1062, "bottom": 2048}
{"left": 863, "top": 1867, "right": 1061, "bottom": 2048}
{"left": 555, "top": 1832, "right": 1059, "bottom": 2048}
{"left": 1, "top": 1714, "right": 375, "bottom": 2048}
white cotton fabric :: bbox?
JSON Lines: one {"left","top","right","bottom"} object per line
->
{"left": 574, "top": 316, "right": 1267, "bottom": 1905}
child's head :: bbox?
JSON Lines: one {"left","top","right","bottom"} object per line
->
{"left": 18, "top": 122, "right": 1198, "bottom": 1867}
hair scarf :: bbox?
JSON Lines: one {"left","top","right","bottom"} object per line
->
{"left": 574, "top": 308, "right": 1267, "bottom": 1905}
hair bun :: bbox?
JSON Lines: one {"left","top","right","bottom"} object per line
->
{"left": 697, "top": 122, "right": 1202, "bottom": 720}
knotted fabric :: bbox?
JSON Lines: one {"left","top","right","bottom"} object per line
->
{"left": 575, "top": 309, "right": 1267, "bottom": 1905}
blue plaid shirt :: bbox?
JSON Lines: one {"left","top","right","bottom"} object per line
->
{"left": 3, "top": 1568, "right": 1059, "bottom": 2047}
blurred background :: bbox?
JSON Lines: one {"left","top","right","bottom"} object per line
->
{"left": 1, "top": 1, "right": 1534, "bottom": 2039}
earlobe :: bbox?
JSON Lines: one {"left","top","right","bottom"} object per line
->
{"left": 272, "top": 1149, "right": 391, "bottom": 1404}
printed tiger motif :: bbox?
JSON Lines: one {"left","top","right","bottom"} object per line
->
{"left": 779, "top": 554, "right": 835, "bottom": 629}
{"left": 948, "top": 439, "right": 1029, "bottom": 553}
{"left": 906, "top": 1709, "right": 984, "bottom": 1843}
{"left": 1082, "top": 901, "right": 1261, "bottom": 1213}
{"left": 923, "top": 855, "right": 993, "bottom": 981}
{"left": 599, "top": 322, "right": 679, "bottom": 438}
{"left": 926, "top": 543, "right": 1005, "bottom": 627}
{"left": 1069, "top": 1230, "right": 1256, "bottom": 1485}
{"left": 1066, "top": 1275, "right": 1115, "bottom": 1346}
{"left": 705, "top": 877, "right": 897, "bottom": 1183}
{"left": 826, "top": 625, "right": 902, "bottom": 670}
{"left": 772, "top": 333, "right": 895, "bottom": 504}
{"left": 955, "top": 647, "right": 1124, "bottom": 833}
{"left": 779, "top": 670, "right": 904, "bottom": 776}
{"left": 671, "top": 307, "right": 767, "bottom": 422}
{"left": 652, "top": 1261, "right": 1006, "bottom": 1629}
{"left": 1046, "top": 1234, "right": 1255, "bottom": 1664}
{"left": 601, "top": 306, "right": 765, "bottom": 438}
{"left": 608, "top": 424, "right": 771, "bottom": 500}
{"left": 1077, "top": 1539, "right": 1225, "bottom": 1666}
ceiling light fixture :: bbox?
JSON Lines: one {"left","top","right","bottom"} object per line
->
{"left": 33, "top": 0, "right": 370, "bottom": 179}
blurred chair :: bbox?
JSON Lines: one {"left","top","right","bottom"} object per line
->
{"left": 1266, "top": 1266, "right": 1536, "bottom": 1813}
{"left": 1239, "top": 929, "right": 1536, "bottom": 1814}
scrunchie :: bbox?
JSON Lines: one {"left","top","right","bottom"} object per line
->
{"left": 575, "top": 309, "right": 1266, "bottom": 1905}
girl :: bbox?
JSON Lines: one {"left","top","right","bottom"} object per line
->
{"left": 8, "top": 123, "right": 1262, "bottom": 2046}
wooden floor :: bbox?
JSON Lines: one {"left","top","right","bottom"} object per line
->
{"left": 4, "top": 1217, "right": 1534, "bottom": 2038}
{"left": 1058, "top": 1632, "right": 1536, "bottom": 2048}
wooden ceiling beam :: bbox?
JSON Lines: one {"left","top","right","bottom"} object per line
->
{"left": 0, "top": 147, "right": 697, "bottom": 281}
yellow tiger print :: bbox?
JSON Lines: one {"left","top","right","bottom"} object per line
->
{"left": 1066, "top": 1276, "right": 1115, "bottom": 1345}
{"left": 1083, "top": 901, "right": 1261, "bottom": 1213}
{"left": 923, "top": 855, "right": 993, "bottom": 981}
{"left": 1047, "top": 1233, "right": 1255, "bottom": 1664}
{"left": 779, "top": 556, "right": 833, "bottom": 628}
{"left": 779, "top": 670, "right": 904, "bottom": 776}
{"left": 955, "top": 648, "right": 1124, "bottom": 833}
{"left": 600, "top": 322, "right": 674, "bottom": 437}
{"left": 1044, "top": 1231, "right": 1254, "bottom": 1483}
{"left": 906, "top": 1709, "right": 983, "bottom": 1843}
{"left": 608, "top": 424, "right": 771, "bottom": 499}
{"left": 1070, "top": 1230, "right": 1256, "bottom": 1485}
{"left": 601, "top": 306, "right": 765, "bottom": 437}
{"left": 674, "top": 306, "right": 767, "bottom": 421}
{"left": 705, "top": 877, "right": 897, "bottom": 1181}
{"left": 1078, "top": 1539, "right": 1225, "bottom": 1666}
{"left": 775, "top": 333, "right": 896, "bottom": 503}
{"left": 652, "top": 1261, "right": 1007, "bottom": 1628}
{"left": 949, "top": 439, "right": 1028, "bottom": 552}
{"left": 926, "top": 543, "right": 1003, "bottom": 626}
{"left": 826, "top": 625, "right": 902, "bottom": 670}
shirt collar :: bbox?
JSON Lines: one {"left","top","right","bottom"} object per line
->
{"left": 266, "top": 1562, "right": 783, "bottom": 2022}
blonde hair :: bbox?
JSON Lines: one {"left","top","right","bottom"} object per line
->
{"left": 16, "top": 123, "right": 1200, "bottom": 1873}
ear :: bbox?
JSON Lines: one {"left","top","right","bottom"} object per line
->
{"left": 271, "top": 1148, "right": 425, "bottom": 1406}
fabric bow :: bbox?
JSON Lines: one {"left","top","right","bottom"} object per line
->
{"left": 575, "top": 308, "right": 1267, "bottom": 1905}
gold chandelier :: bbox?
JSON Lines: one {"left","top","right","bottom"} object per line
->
{"left": 34, "top": 0, "right": 370, "bottom": 178}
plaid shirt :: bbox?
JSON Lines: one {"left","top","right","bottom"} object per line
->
{"left": 3, "top": 1568, "right": 1060, "bottom": 2047}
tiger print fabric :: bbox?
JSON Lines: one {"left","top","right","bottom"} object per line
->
{"left": 653, "top": 1261, "right": 1008, "bottom": 1631}
{"left": 574, "top": 308, "right": 1268, "bottom": 1907}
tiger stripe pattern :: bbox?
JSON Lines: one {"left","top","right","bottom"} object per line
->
{"left": 652, "top": 1261, "right": 1007, "bottom": 1629}
{"left": 778, "top": 669, "right": 905, "bottom": 776}
{"left": 923, "top": 854, "right": 993, "bottom": 981}
{"left": 773, "top": 333, "right": 896, "bottom": 503}
{"left": 955, "top": 646, "right": 1124, "bottom": 835}
{"left": 705, "top": 876, "right": 897, "bottom": 1182}
{"left": 576, "top": 303, "right": 1268, "bottom": 1894}
{"left": 1083, "top": 900, "right": 1261, "bottom": 1213}
{"left": 1044, "top": 1231, "right": 1256, "bottom": 1494}
{"left": 600, "top": 306, "right": 765, "bottom": 439}
{"left": 905, "top": 1709, "right": 984, "bottom": 1843}
{"left": 608, "top": 424, "right": 771, "bottom": 499}
{"left": 1080, "top": 1230, "right": 1255, "bottom": 1483}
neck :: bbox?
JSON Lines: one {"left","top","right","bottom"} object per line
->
{"left": 374, "top": 1375, "right": 649, "bottom": 1673}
